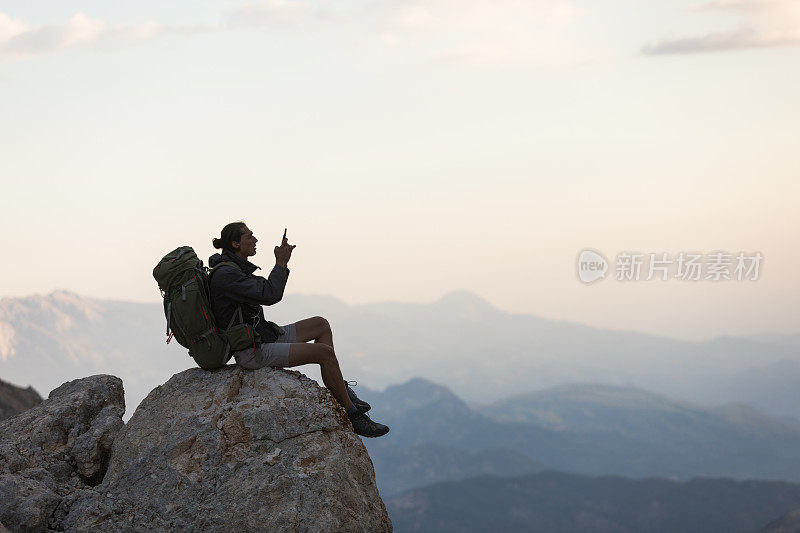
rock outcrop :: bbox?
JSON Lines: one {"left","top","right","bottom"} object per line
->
{"left": 0, "top": 366, "right": 391, "bottom": 532}
{"left": 67, "top": 367, "right": 391, "bottom": 532}
{"left": 0, "top": 378, "right": 42, "bottom": 421}
{"left": 0, "top": 375, "right": 125, "bottom": 531}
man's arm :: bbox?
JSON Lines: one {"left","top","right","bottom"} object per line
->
{"left": 218, "top": 264, "right": 290, "bottom": 306}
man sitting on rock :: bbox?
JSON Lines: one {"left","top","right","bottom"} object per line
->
{"left": 208, "top": 221, "right": 390, "bottom": 438}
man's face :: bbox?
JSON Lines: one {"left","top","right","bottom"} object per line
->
{"left": 234, "top": 227, "right": 258, "bottom": 257}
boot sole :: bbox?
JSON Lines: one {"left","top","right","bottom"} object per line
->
{"left": 355, "top": 427, "right": 390, "bottom": 438}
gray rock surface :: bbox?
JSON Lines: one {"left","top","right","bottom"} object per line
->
{"left": 64, "top": 366, "right": 392, "bottom": 532}
{"left": 0, "top": 367, "right": 389, "bottom": 532}
{"left": 0, "top": 375, "right": 125, "bottom": 531}
{"left": 0, "top": 378, "right": 42, "bottom": 421}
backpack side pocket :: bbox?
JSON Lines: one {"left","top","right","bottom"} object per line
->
{"left": 226, "top": 323, "right": 260, "bottom": 352}
{"left": 189, "top": 333, "right": 229, "bottom": 369}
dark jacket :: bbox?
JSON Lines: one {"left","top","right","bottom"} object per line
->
{"left": 208, "top": 249, "right": 290, "bottom": 346}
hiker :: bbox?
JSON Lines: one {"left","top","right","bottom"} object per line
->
{"left": 208, "top": 221, "right": 390, "bottom": 438}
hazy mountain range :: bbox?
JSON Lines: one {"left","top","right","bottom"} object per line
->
{"left": 385, "top": 471, "right": 800, "bottom": 533}
{"left": 360, "top": 377, "right": 800, "bottom": 496}
{"left": 1, "top": 289, "right": 797, "bottom": 422}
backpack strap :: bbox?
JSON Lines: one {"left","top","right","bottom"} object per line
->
{"left": 227, "top": 305, "right": 244, "bottom": 330}
{"left": 165, "top": 299, "right": 173, "bottom": 342}
{"left": 210, "top": 261, "right": 242, "bottom": 278}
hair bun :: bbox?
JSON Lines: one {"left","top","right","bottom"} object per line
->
{"left": 214, "top": 221, "right": 247, "bottom": 254}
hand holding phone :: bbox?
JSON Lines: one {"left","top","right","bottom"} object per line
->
{"left": 275, "top": 227, "right": 295, "bottom": 267}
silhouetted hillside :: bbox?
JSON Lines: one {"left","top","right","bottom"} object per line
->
{"left": 363, "top": 378, "right": 800, "bottom": 485}
{"left": 366, "top": 442, "right": 544, "bottom": 496}
{"left": 386, "top": 471, "right": 800, "bottom": 533}
{"left": 0, "top": 377, "right": 41, "bottom": 420}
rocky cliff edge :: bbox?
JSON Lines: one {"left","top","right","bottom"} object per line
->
{"left": 0, "top": 367, "right": 391, "bottom": 532}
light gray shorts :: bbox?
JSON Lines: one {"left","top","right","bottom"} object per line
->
{"left": 232, "top": 323, "right": 297, "bottom": 370}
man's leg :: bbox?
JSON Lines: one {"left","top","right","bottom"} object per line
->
{"left": 285, "top": 342, "right": 353, "bottom": 410}
{"left": 294, "top": 316, "right": 333, "bottom": 349}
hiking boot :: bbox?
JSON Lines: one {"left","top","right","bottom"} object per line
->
{"left": 344, "top": 380, "right": 371, "bottom": 413}
{"left": 348, "top": 411, "right": 389, "bottom": 438}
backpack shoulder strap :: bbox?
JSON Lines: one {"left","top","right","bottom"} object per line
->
{"left": 209, "top": 261, "right": 242, "bottom": 284}
{"left": 227, "top": 305, "right": 244, "bottom": 330}
{"left": 210, "top": 261, "right": 242, "bottom": 274}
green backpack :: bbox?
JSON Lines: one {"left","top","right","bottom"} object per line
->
{"left": 152, "top": 246, "right": 260, "bottom": 369}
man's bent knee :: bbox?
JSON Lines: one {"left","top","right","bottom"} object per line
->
{"left": 314, "top": 316, "right": 331, "bottom": 334}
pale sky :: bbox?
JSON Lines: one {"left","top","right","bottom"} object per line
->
{"left": 1, "top": 0, "right": 799, "bottom": 341}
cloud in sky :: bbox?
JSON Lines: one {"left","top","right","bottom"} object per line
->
{"left": 644, "top": 0, "right": 800, "bottom": 54}
{"left": 361, "top": 0, "right": 593, "bottom": 66}
{"left": 0, "top": 0, "right": 595, "bottom": 67}
{"left": 0, "top": 12, "right": 169, "bottom": 62}
{"left": 225, "top": 0, "right": 315, "bottom": 29}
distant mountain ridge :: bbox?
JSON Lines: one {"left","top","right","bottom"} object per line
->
{"left": 482, "top": 382, "right": 800, "bottom": 436}
{"left": 362, "top": 377, "right": 800, "bottom": 487}
{"left": 0, "top": 290, "right": 190, "bottom": 420}
{"left": 385, "top": 471, "right": 800, "bottom": 533}
{"left": 364, "top": 442, "right": 543, "bottom": 497}
{"left": 275, "top": 292, "right": 800, "bottom": 418}
{"left": 1, "top": 289, "right": 798, "bottom": 421}
{"left": 741, "top": 332, "right": 800, "bottom": 348}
